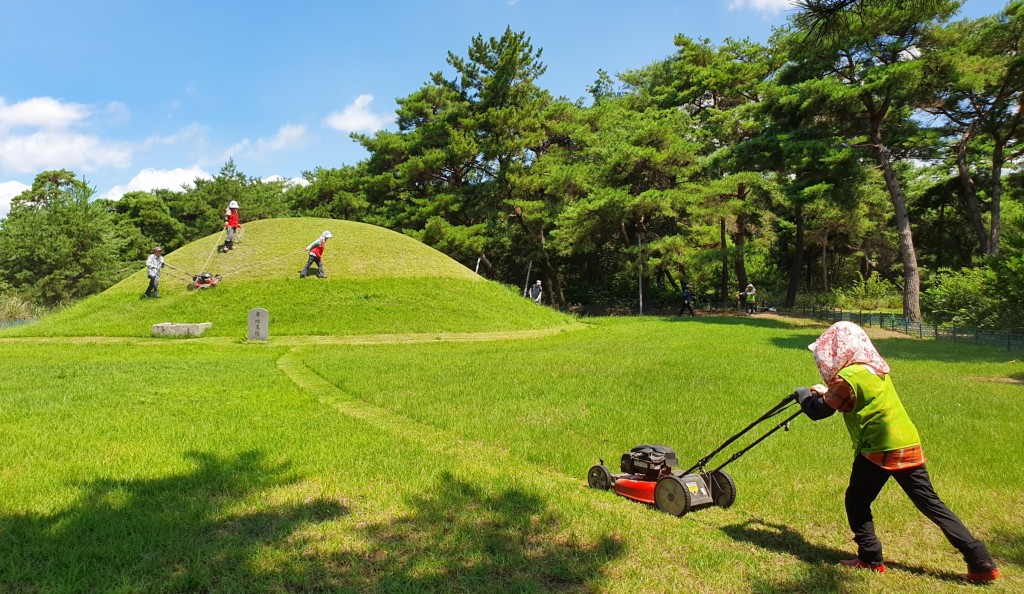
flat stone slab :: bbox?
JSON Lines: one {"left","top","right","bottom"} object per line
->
{"left": 152, "top": 322, "right": 213, "bottom": 338}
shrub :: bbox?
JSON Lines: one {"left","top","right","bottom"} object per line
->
{"left": 0, "top": 291, "right": 41, "bottom": 321}
{"left": 921, "top": 267, "right": 1001, "bottom": 329}
{"left": 831, "top": 274, "right": 903, "bottom": 311}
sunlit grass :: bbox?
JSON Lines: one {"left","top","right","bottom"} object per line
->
{"left": 1, "top": 218, "right": 572, "bottom": 338}
{"left": 2, "top": 316, "right": 1020, "bottom": 592}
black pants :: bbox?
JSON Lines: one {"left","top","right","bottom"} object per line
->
{"left": 300, "top": 254, "right": 324, "bottom": 278}
{"left": 144, "top": 275, "right": 159, "bottom": 297}
{"left": 845, "top": 454, "right": 994, "bottom": 570}
{"left": 679, "top": 301, "right": 694, "bottom": 316}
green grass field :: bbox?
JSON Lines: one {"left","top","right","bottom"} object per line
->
{"left": 1, "top": 219, "right": 1020, "bottom": 593}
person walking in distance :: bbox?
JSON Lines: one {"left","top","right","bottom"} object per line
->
{"left": 528, "top": 280, "right": 543, "bottom": 304}
{"left": 679, "top": 284, "right": 695, "bottom": 317}
{"left": 219, "top": 200, "right": 241, "bottom": 252}
{"left": 794, "top": 321, "right": 1001, "bottom": 583}
{"left": 143, "top": 246, "right": 164, "bottom": 298}
{"left": 300, "top": 231, "right": 332, "bottom": 278}
{"left": 744, "top": 283, "right": 757, "bottom": 316}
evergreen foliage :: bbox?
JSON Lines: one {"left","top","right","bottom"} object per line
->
{"left": 2, "top": 3, "right": 1024, "bottom": 327}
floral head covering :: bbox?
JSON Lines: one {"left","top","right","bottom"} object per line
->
{"left": 808, "top": 321, "right": 890, "bottom": 383}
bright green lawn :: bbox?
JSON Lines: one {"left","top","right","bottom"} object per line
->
{"left": 1, "top": 316, "right": 1021, "bottom": 593}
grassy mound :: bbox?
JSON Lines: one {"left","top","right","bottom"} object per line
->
{"left": 3, "top": 218, "right": 571, "bottom": 337}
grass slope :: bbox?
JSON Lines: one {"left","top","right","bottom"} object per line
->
{"left": 1, "top": 317, "right": 1020, "bottom": 592}
{"left": 2, "top": 218, "right": 571, "bottom": 337}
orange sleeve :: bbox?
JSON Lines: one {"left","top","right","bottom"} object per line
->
{"left": 823, "top": 377, "right": 856, "bottom": 413}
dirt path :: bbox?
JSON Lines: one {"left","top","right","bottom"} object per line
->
{"left": 0, "top": 323, "right": 588, "bottom": 347}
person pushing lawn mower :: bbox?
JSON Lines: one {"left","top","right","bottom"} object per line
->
{"left": 794, "top": 321, "right": 1000, "bottom": 583}
{"left": 300, "top": 230, "right": 332, "bottom": 278}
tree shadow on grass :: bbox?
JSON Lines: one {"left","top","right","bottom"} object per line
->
{"left": 0, "top": 450, "right": 348, "bottom": 593}
{"left": 770, "top": 332, "right": 1022, "bottom": 365}
{"left": 279, "top": 472, "right": 626, "bottom": 592}
{"left": 721, "top": 519, "right": 964, "bottom": 590}
{"left": 664, "top": 315, "right": 803, "bottom": 330}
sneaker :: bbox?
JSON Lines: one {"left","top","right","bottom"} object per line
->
{"left": 961, "top": 567, "right": 1001, "bottom": 583}
{"left": 839, "top": 559, "right": 886, "bottom": 573}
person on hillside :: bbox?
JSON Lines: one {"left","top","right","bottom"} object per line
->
{"left": 679, "top": 284, "right": 695, "bottom": 317}
{"left": 743, "top": 283, "right": 757, "bottom": 316}
{"left": 794, "top": 321, "right": 1000, "bottom": 583}
{"left": 142, "top": 246, "right": 164, "bottom": 299}
{"left": 300, "top": 231, "right": 332, "bottom": 278}
{"left": 528, "top": 280, "right": 543, "bottom": 304}
{"left": 218, "top": 200, "right": 241, "bottom": 253}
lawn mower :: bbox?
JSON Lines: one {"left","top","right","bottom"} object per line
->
{"left": 587, "top": 391, "right": 803, "bottom": 516}
{"left": 187, "top": 272, "right": 222, "bottom": 290}
{"left": 162, "top": 263, "right": 223, "bottom": 291}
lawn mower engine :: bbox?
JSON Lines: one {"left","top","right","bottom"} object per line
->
{"left": 588, "top": 444, "right": 735, "bottom": 517}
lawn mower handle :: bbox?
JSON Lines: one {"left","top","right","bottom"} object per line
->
{"left": 681, "top": 392, "right": 799, "bottom": 476}
{"left": 708, "top": 408, "right": 803, "bottom": 473}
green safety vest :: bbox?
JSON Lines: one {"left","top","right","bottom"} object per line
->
{"left": 837, "top": 364, "right": 920, "bottom": 454}
{"left": 745, "top": 291, "right": 756, "bottom": 302}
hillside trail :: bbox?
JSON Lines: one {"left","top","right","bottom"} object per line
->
{"left": 271, "top": 326, "right": 645, "bottom": 518}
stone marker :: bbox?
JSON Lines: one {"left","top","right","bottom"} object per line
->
{"left": 248, "top": 307, "right": 268, "bottom": 341}
{"left": 152, "top": 322, "right": 212, "bottom": 338}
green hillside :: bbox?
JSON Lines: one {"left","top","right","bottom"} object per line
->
{"left": 2, "top": 218, "right": 572, "bottom": 337}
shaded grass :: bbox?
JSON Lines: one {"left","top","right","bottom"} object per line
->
{"left": 2, "top": 317, "right": 1022, "bottom": 592}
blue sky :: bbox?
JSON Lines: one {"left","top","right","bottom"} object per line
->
{"left": 0, "top": 0, "right": 1008, "bottom": 217}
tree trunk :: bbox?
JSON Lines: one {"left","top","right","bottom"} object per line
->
{"left": 822, "top": 233, "right": 829, "bottom": 294}
{"left": 874, "top": 140, "right": 922, "bottom": 321}
{"left": 955, "top": 129, "right": 989, "bottom": 255}
{"left": 719, "top": 218, "right": 730, "bottom": 304}
{"left": 732, "top": 184, "right": 749, "bottom": 291}
{"left": 513, "top": 209, "right": 565, "bottom": 309}
{"left": 989, "top": 140, "right": 1005, "bottom": 255}
{"left": 785, "top": 203, "right": 805, "bottom": 307}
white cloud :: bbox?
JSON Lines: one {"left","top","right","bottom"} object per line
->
{"left": 0, "top": 180, "right": 30, "bottom": 219}
{"left": 220, "top": 124, "right": 307, "bottom": 162}
{"left": 0, "top": 97, "right": 135, "bottom": 175}
{"left": 257, "top": 124, "right": 306, "bottom": 152}
{"left": 0, "top": 130, "right": 132, "bottom": 173}
{"left": 102, "top": 166, "right": 212, "bottom": 200}
{"left": 141, "top": 123, "right": 206, "bottom": 149}
{"left": 728, "top": 0, "right": 794, "bottom": 15}
{"left": 220, "top": 138, "right": 250, "bottom": 162}
{"left": 324, "top": 95, "right": 392, "bottom": 133}
{"left": 0, "top": 97, "right": 90, "bottom": 131}
{"left": 104, "top": 101, "right": 131, "bottom": 126}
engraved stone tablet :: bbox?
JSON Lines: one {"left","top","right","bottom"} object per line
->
{"left": 247, "top": 308, "right": 268, "bottom": 341}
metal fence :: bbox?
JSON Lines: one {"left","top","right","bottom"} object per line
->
{"left": 792, "top": 306, "right": 1024, "bottom": 352}
{"left": 0, "top": 319, "right": 34, "bottom": 330}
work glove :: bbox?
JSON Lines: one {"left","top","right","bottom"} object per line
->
{"left": 793, "top": 386, "right": 813, "bottom": 406}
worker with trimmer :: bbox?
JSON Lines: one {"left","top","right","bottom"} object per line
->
{"left": 219, "top": 200, "right": 241, "bottom": 252}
